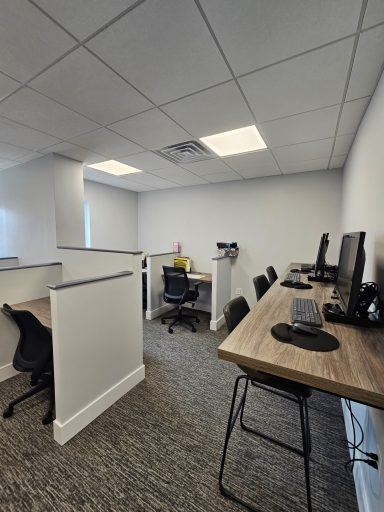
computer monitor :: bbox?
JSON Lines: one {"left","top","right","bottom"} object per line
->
{"left": 336, "top": 232, "right": 366, "bottom": 317}
{"left": 314, "top": 233, "right": 329, "bottom": 276}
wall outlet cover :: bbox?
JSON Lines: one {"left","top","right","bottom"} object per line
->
{"left": 235, "top": 288, "right": 242, "bottom": 295}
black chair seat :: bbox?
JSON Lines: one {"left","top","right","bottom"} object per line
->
{"left": 238, "top": 366, "right": 312, "bottom": 399}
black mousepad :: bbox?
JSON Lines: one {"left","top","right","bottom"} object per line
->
{"left": 280, "top": 281, "right": 312, "bottom": 289}
{"left": 271, "top": 323, "right": 339, "bottom": 352}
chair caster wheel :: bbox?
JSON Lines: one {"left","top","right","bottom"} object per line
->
{"left": 195, "top": 318, "right": 200, "bottom": 323}
{"left": 168, "top": 328, "right": 173, "bottom": 334}
{"left": 192, "top": 326, "right": 196, "bottom": 333}
{"left": 42, "top": 414, "right": 53, "bottom": 425}
{"left": 161, "top": 319, "right": 165, "bottom": 324}
{"left": 3, "top": 407, "right": 13, "bottom": 418}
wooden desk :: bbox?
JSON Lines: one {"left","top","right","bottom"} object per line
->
{"left": 189, "top": 272, "right": 212, "bottom": 284}
{"left": 218, "top": 264, "right": 384, "bottom": 409}
{"left": 11, "top": 297, "right": 51, "bottom": 329}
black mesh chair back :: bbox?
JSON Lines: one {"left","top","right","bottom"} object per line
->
{"left": 1, "top": 304, "right": 54, "bottom": 424}
{"left": 266, "top": 265, "right": 278, "bottom": 285}
{"left": 163, "top": 266, "right": 190, "bottom": 303}
{"left": 223, "top": 296, "right": 250, "bottom": 334}
{"left": 253, "top": 274, "right": 271, "bottom": 301}
{"left": 1, "top": 304, "right": 52, "bottom": 373}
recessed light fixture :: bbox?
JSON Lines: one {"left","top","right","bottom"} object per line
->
{"left": 200, "top": 125, "right": 267, "bottom": 157}
{"left": 88, "top": 160, "right": 142, "bottom": 176}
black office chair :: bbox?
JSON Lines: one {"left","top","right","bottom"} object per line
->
{"left": 253, "top": 274, "right": 271, "bottom": 300}
{"left": 161, "top": 266, "right": 201, "bottom": 333}
{"left": 1, "top": 304, "right": 55, "bottom": 425}
{"left": 266, "top": 265, "right": 278, "bottom": 285}
{"left": 220, "top": 296, "right": 312, "bottom": 512}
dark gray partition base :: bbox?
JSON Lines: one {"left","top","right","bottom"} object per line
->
{"left": 0, "top": 262, "right": 62, "bottom": 272}
{"left": 48, "top": 271, "right": 133, "bottom": 290}
{"left": 57, "top": 246, "right": 142, "bottom": 255}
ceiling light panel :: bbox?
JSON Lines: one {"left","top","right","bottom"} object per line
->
{"left": 88, "top": 159, "right": 142, "bottom": 176}
{"left": 200, "top": 125, "right": 267, "bottom": 157}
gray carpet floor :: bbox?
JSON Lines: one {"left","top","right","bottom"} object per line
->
{"left": 0, "top": 311, "right": 358, "bottom": 512}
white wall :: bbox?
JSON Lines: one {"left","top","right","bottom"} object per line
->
{"left": 0, "top": 156, "right": 57, "bottom": 263}
{"left": 138, "top": 169, "right": 343, "bottom": 306}
{"left": 53, "top": 154, "right": 85, "bottom": 247}
{"left": 341, "top": 71, "right": 384, "bottom": 512}
{"left": 84, "top": 180, "right": 138, "bottom": 251}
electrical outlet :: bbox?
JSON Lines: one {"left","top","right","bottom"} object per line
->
{"left": 235, "top": 288, "right": 243, "bottom": 295}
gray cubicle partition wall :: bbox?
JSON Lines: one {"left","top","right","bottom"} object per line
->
{"left": 210, "top": 256, "right": 232, "bottom": 331}
{"left": 0, "top": 257, "right": 19, "bottom": 267}
{"left": 146, "top": 252, "right": 180, "bottom": 320}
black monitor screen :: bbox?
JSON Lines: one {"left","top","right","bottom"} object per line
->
{"left": 314, "top": 233, "right": 329, "bottom": 275}
{"left": 336, "top": 232, "right": 365, "bottom": 316}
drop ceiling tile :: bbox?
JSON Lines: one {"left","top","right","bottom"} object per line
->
{"left": 0, "top": 0, "right": 76, "bottom": 82}
{"left": 0, "top": 88, "right": 98, "bottom": 140}
{"left": 40, "top": 142, "right": 104, "bottom": 164}
{"left": 15, "top": 151, "right": 43, "bottom": 163}
{"left": 273, "top": 139, "right": 333, "bottom": 166}
{"left": 338, "top": 97, "right": 370, "bottom": 136}
{"left": 0, "top": 73, "right": 20, "bottom": 101}
{"left": 205, "top": 171, "right": 242, "bottom": 183}
{"left": 68, "top": 128, "right": 142, "bottom": 158}
{"left": 199, "top": 0, "right": 362, "bottom": 76}
{"left": 122, "top": 173, "right": 179, "bottom": 189}
{"left": 0, "top": 116, "right": 60, "bottom": 150}
{"left": 346, "top": 25, "right": 384, "bottom": 101}
{"left": 87, "top": 0, "right": 231, "bottom": 104}
{"left": 33, "top": 0, "right": 138, "bottom": 40}
{"left": 162, "top": 81, "right": 253, "bottom": 137}
{"left": 280, "top": 157, "right": 330, "bottom": 174}
{"left": 333, "top": 134, "right": 355, "bottom": 156}
{"left": 238, "top": 167, "right": 281, "bottom": 179}
{"left": 330, "top": 154, "right": 347, "bottom": 168}
{"left": 362, "top": 0, "right": 384, "bottom": 29}
{"left": 224, "top": 149, "right": 279, "bottom": 173}
{"left": 84, "top": 168, "right": 155, "bottom": 191}
{"left": 30, "top": 48, "right": 152, "bottom": 125}
{"left": 109, "top": 109, "right": 190, "bottom": 150}
{"left": 181, "top": 158, "right": 232, "bottom": 176}
{"left": 261, "top": 106, "right": 339, "bottom": 147}
{"left": 239, "top": 38, "right": 353, "bottom": 122}
{"left": 0, "top": 158, "right": 20, "bottom": 170}
{"left": 151, "top": 166, "right": 208, "bottom": 186}
{"left": 119, "top": 151, "right": 176, "bottom": 171}
{"left": 0, "top": 142, "right": 42, "bottom": 162}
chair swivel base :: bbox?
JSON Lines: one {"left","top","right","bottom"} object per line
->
{"left": 161, "top": 307, "right": 200, "bottom": 333}
{"left": 3, "top": 379, "right": 55, "bottom": 425}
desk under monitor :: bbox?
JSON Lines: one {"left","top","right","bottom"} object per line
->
{"left": 218, "top": 263, "right": 384, "bottom": 409}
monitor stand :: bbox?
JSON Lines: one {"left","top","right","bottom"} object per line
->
{"left": 323, "top": 302, "right": 384, "bottom": 327}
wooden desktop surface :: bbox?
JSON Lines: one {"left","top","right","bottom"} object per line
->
{"left": 218, "top": 264, "right": 384, "bottom": 409}
{"left": 11, "top": 297, "right": 51, "bottom": 329}
{"left": 189, "top": 272, "right": 212, "bottom": 284}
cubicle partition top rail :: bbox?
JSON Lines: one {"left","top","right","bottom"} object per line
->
{"left": 57, "top": 246, "right": 142, "bottom": 255}
{"left": 0, "top": 262, "right": 62, "bottom": 272}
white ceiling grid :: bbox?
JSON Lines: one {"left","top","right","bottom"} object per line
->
{"left": 0, "top": 0, "right": 381, "bottom": 191}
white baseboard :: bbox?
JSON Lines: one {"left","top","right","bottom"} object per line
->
{"left": 0, "top": 363, "right": 19, "bottom": 382}
{"left": 53, "top": 365, "right": 145, "bottom": 445}
{"left": 146, "top": 303, "right": 174, "bottom": 320}
{"left": 210, "top": 314, "right": 225, "bottom": 331}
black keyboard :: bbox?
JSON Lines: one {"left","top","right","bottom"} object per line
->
{"left": 291, "top": 298, "right": 322, "bottom": 327}
{"left": 284, "top": 272, "right": 301, "bottom": 283}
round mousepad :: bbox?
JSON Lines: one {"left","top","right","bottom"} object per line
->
{"left": 271, "top": 323, "right": 339, "bottom": 352}
{"left": 280, "top": 281, "right": 312, "bottom": 289}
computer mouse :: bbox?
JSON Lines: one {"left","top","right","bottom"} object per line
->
{"left": 293, "top": 283, "right": 312, "bottom": 289}
{"left": 291, "top": 323, "right": 318, "bottom": 336}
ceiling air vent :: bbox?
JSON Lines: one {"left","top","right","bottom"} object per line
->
{"left": 155, "top": 140, "right": 214, "bottom": 164}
